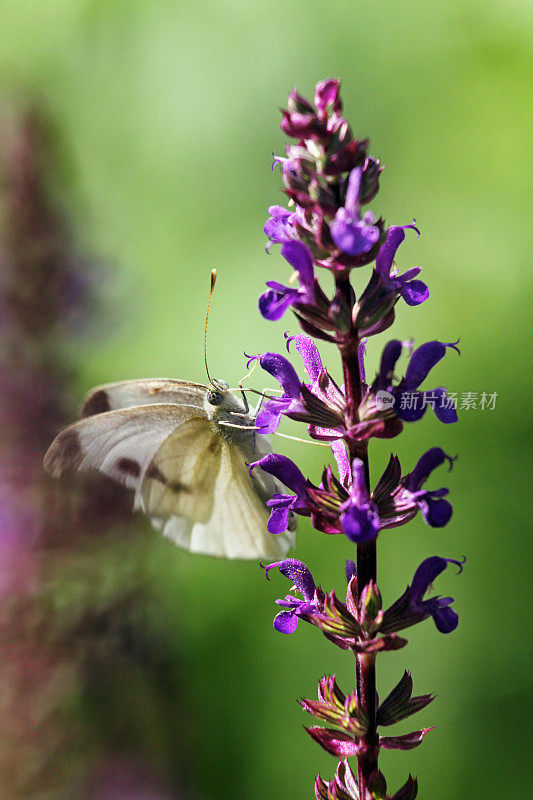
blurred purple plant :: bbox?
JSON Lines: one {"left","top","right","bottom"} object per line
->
{"left": 0, "top": 105, "right": 188, "bottom": 800}
{"left": 258, "top": 80, "right": 463, "bottom": 800}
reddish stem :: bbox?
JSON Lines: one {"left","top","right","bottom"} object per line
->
{"left": 336, "top": 273, "right": 378, "bottom": 798}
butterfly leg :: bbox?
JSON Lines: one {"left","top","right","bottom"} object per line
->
{"left": 239, "top": 386, "right": 250, "bottom": 415}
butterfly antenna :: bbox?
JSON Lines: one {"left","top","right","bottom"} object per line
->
{"left": 204, "top": 269, "right": 217, "bottom": 385}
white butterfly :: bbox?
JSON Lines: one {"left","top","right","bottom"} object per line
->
{"left": 44, "top": 377, "right": 295, "bottom": 559}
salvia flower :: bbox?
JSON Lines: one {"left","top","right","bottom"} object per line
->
{"left": 258, "top": 240, "right": 316, "bottom": 321}
{"left": 373, "top": 447, "right": 455, "bottom": 529}
{"left": 264, "top": 205, "right": 297, "bottom": 248}
{"left": 252, "top": 334, "right": 346, "bottom": 437}
{"left": 381, "top": 556, "right": 465, "bottom": 635}
{"left": 252, "top": 442, "right": 454, "bottom": 540}
{"left": 375, "top": 224, "right": 428, "bottom": 306}
{"left": 249, "top": 454, "right": 311, "bottom": 534}
{"left": 262, "top": 559, "right": 406, "bottom": 652}
{"left": 261, "top": 558, "right": 323, "bottom": 634}
{"left": 330, "top": 166, "right": 380, "bottom": 256}
{"left": 354, "top": 224, "right": 428, "bottom": 337}
{"left": 359, "top": 339, "right": 459, "bottom": 436}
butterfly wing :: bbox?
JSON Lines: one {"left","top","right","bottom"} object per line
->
{"left": 81, "top": 379, "right": 208, "bottom": 417}
{"left": 144, "top": 431, "right": 294, "bottom": 560}
{"left": 43, "top": 404, "right": 206, "bottom": 507}
{"left": 45, "top": 384, "right": 295, "bottom": 560}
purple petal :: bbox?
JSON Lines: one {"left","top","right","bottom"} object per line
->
{"left": 286, "top": 333, "right": 324, "bottom": 382}
{"left": 400, "top": 279, "right": 429, "bottom": 306}
{"left": 411, "top": 556, "right": 464, "bottom": 601}
{"left": 378, "top": 340, "right": 403, "bottom": 385}
{"left": 394, "top": 389, "right": 427, "bottom": 422}
{"left": 330, "top": 211, "right": 379, "bottom": 256}
{"left": 407, "top": 448, "right": 453, "bottom": 490}
{"left": 341, "top": 501, "right": 380, "bottom": 544}
{"left": 259, "top": 352, "right": 302, "bottom": 397}
{"left": 280, "top": 241, "right": 314, "bottom": 290}
{"left": 432, "top": 388, "right": 459, "bottom": 423}
{"left": 250, "top": 454, "right": 308, "bottom": 498}
{"left": 419, "top": 496, "right": 453, "bottom": 527}
{"left": 264, "top": 207, "right": 295, "bottom": 243}
{"left": 255, "top": 399, "right": 290, "bottom": 434}
{"left": 431, "top": 604, "right": 459, "bottom": 633}
{"left": 258, "top": 287, "right": 298, "bottom": 320}
{"left": 267, "top": 505, "right": 291, "bottom": 534}
{"left": 274, "top": 610, "right": 299, "bottom": 634}
{"left": 345, "top": 560, "right": 357, "bottom": 583}
{"left": 375, "top": 223, "right": 420, "bottom": 277}
{"left": 344, "top": 167, "right": 363, "bottom": 212}
{"left": 277, "top": 558, "right": 316, "bottom": 601}
{"left": 267, "top": 204, "right": 291, "bottom": 217}
{"left": 404, "top": 341, "right": 454, "bottom": 389}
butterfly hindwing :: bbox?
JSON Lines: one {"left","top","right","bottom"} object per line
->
{"left": 140, "top": 417, "right": 223, "bottom": 523}
{"left": 149, "top": 437, "right": 293, "bottom": 559}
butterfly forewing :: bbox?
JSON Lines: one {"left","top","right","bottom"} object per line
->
{"left": 43, "top": 404, "right": 206, "bottom": 493}
{"left": 81, "top": 379, "right": 208, "bottom": 417}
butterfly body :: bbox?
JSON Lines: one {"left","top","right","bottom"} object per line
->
{"left": 44, "top": 378, "right": 295, "bottom": 559}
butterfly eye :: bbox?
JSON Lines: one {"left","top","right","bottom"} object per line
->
{"left": 207, "top": 390, "right": 224, "bottom": 406}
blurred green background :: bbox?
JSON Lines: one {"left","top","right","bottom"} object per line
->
{"left": 0, "top": 1, "right": 531, "bottom": 798}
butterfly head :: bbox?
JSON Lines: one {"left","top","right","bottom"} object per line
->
{"left": 207, "top": 379, "right": 229, "bottom": 407}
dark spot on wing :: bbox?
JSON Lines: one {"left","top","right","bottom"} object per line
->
{"left": 208, "top": 437, "right": 222, "bottom": 455}
{"left": 82, "top": 390, "right": 111, "bottom": 417}
{"left": 116, "top": 457, "right": 141, "bottom": 478}
{"left": 146, "top": 463, "right": 190, "bottom": 494}
{"left": 44, "top": 428, "right": 82, "bottom": 476}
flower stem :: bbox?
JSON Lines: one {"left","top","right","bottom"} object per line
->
{"left": 336, "top": 273, "right": 378, "bottom": 799}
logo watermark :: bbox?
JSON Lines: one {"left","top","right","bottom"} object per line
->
{"left": 375, "top": 391, "right": 498, "bottom": 411}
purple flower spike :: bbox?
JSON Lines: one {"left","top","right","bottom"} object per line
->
{"left": 330, "top": 167, "right": 380, "bottom": 256}
{"left": 258, "top": 240, "right": 316, "bottom": 321}
{"left": 381, "top": 556, "right": 465, "bottom": 635}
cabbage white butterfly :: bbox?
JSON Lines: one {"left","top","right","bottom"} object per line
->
{"left": 43, "top": 271, "right": 295, "bottom": 560}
